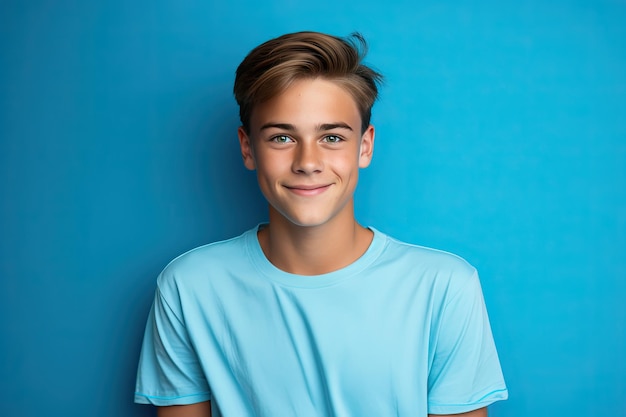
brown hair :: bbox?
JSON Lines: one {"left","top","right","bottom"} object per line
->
{"left": 234, "top": 31, "right": 383, "bottom": 133}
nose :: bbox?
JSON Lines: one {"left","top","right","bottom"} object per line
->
{"left": 292, "top": 141, "right": 323, "bottom": 174}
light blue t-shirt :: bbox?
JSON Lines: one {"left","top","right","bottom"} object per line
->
{"left": 135, "top": 225, "right": 507, "bottom": 416}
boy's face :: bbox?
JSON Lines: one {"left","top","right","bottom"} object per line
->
{"left": 238, "top": 78, "right": 374, "bottom": 228}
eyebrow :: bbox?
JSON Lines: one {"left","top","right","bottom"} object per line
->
{"left": 259, "top": 122, "right": 353, "bottom": 132}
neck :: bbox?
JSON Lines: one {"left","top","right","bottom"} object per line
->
{"left": 258, "top": 204, "right": 373, "bottom": 275}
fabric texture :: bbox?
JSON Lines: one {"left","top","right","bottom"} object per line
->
{"left": 135, "top": 225, "right": 508, "bottom": 416}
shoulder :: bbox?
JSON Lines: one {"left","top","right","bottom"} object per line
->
{"left": 374, "top": 229, "right": 479, "bottom": 295}
{"left": 380, "top": 231, "right": 476, "bottom": 275}
{"left": 156, "top": 227, "right": 255, "bottom": 294}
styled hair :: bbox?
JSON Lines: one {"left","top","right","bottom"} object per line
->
{"left": 234, "top": 31, "right": 383, "bottom": 133}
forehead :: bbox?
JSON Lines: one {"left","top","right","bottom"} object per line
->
{"left": 249, "top": 78, "right": 362, "bottom": 130}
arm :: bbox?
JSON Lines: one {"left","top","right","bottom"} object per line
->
{"left": 430, "top": 407, "right": 487, "bottom": 417}
{"left": 157, "top": 401, "right": 211, "bottom": 417}
{"left": 427, "top": 271, "right": 507, "bottom": 414}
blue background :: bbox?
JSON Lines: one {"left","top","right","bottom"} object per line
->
{"left": 1, "top": 1, "right": 624, "bottom": 416}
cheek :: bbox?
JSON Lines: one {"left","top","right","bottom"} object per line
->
{"left": 255, "top": 155, "right": 288, "bottom": 182}
{"left": 331, "top": 151, "right": 361, "bottom": 171}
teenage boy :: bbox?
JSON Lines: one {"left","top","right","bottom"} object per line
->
{"left": 135, "top": 31, "right": 508, "bottom": 417}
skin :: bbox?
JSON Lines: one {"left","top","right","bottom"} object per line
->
{"left": 238, "top": 78, "right": 375, "bottom": 275}
{"left": 157, "top": 402, "right": 211, "bottom": 417}
{"left": 156, "top": 78, "right": 487, "bottom": 417}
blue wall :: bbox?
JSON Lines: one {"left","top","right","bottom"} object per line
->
{"left": 1, "top": 1, "right": 624, "bottom": 416}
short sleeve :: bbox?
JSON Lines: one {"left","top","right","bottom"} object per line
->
{"left": 427, "top": 271, "right": 508, "bottom": 414}
{"left": 134, "top": 284, "right": 211, "bottom": 406}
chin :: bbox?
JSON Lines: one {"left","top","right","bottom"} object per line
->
{"left": 279, "top": 212, "right": 335, "bottom": 228}
{"left": 287, "top": 218, "right": 332, "bottom": 228}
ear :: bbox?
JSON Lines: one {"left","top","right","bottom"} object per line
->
{"left": 238, "top": 126, "right": 256, "bottom": 170}
{"left": 358, "top": 124, "right": 375, "bottom": 168}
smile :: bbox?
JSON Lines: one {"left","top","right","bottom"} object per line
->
{"left": 284, "top": 184, "right": 332, "bottom": 196}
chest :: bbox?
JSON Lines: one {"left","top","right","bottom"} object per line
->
{"left": 186, "top": 277, "right": 437, "bottom": 412}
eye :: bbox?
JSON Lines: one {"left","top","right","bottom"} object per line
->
{"left": 323, "top": 135, "right": 343, "bottom": 143}
{"left": 271, "top": 135, "right": 294, "bottom": 143}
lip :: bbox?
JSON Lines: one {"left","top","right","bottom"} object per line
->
{"left": 284, "top": 184, "right": 332, "bottom": 196}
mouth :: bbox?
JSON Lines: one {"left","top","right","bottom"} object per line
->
{"left": 284, "top": 184, "right": 332, "bottom": 196}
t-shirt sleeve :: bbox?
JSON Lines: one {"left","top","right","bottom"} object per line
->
{"left": 427, "top": 270, "right": 508, "bottom": 414}
{"left": 134, "top": 283, "right": 211, "bottom": 406}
